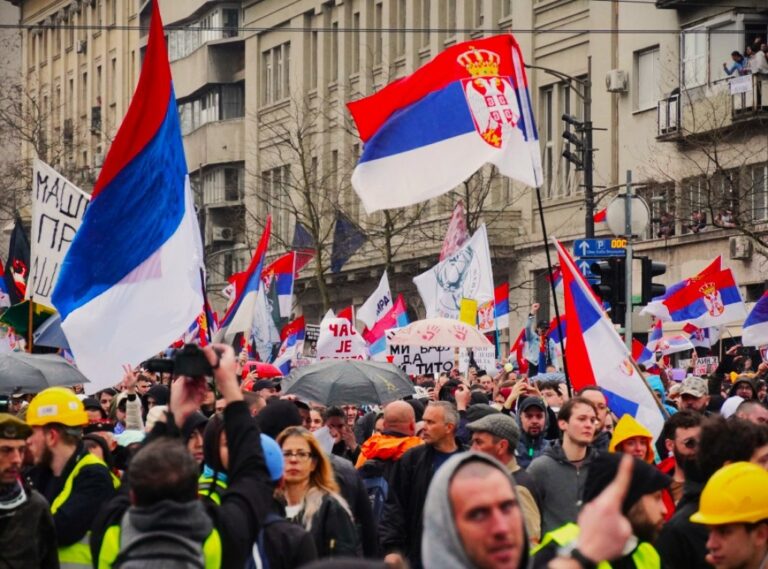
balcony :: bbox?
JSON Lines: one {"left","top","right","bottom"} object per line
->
{"left": 731, "top": 73, "right": 768, "bottom": 120}
{"left": 657, "top": 93, "right": 680, "bottom": 140}
{"left": 183, "top": 118, "right": 244, "bottom": 171}
{"left": 171, "top": 40, "right": 245, "bottom": 100}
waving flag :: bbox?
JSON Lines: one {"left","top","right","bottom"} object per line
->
{"left": 4, "top": 218, "right": 30, "bottom": 305}
{"left": 683, "top": 323, "right": 721, "bottom": 349}
{"left": 263, "top": 252, "right": 296, "bottom": 319}
{"left": 52, "top": 1, "right": 204, "bottom": 389}
{"left": 292, "top": 222, "right": 315, "bottom": 273}
{"left": 510, "top": 328, "right": 528, "bottom": 374}
{"left": 273, "top": 316, "right": 306, "bottom": 375}
{"left": 593, "top": 208, "right": 607, "bottom": 223}
{"left": 219, "top": 217, "right": 271, "bottom": 339}
{"left": 661, "top": 268, "right": 746, "bottom": 328}
{"left": 0, "top": 263, "right": 10, "bottom": 309}
{"left": 641, "top": 257, "right": 721, "bottom": 321}
{"left": 546, "top": 265, "right": 563, "bottom": 294}
{"left": 331, "top": 212, "right": 366, "bottom": 273}
{"left": 655, "top": 334, "right": 695, "bottom": 355}
{"left": 632, "top": 338, "right": 654, "bottom": 367}
{"left": 357, "top": 272, "right": 392, "bottom": 329}
{"left": 440, "top": 200, "right": 470, "bottom": 261}
{"left": 365, "top": 294, "right": 409, "bottom": 360}
{"left": 494, "top": 282, "right": 510, "bottom": 329}
{"left": 555, "top": 238, "right": 665, "bottom": 440}
{"left": 547, "top": 315, "right": 567, "bottom": 345}
{"left": 348, "top": 34, "right": 542, "bottom": 212}
{"left": 743, "top": 292, "right": 768, "bottom": 347}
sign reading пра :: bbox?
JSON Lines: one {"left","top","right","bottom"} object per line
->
{"left": 27, "top": 160, "right": 90, "bottom": 308}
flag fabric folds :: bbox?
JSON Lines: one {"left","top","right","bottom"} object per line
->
{"left": 743, "top": 292, "right": 768, "bottom": 347}
{"left": 219, "top": 217, "right": 272, "bottom": 338}
{"left": 547, "top": 315, "right": 567, "bottom": 346}
{"left": 4, "top": 218, "right": 30, "bottom": 305}
{"left": 365, "top": 294, "right": 410, "bottom": 360}
{"left": 273, "top": 316, "right": 306, "bottom": 375}
{"left": 555, "top": 238, "right": 665, "bottom": 440}
{"left": 51, "top": 1, "right": 204, "bottom": 390}
{"left": 661, "top": 267, "right": 746, "bottom": 328}
{"left": 655, "top": 334, "right": 695, "bottom": 356}
{"left": 0, "top": 262, "right": 10, "bottom": 308}
{"left": 357, "top": 272, "right": 392, "bottom": 329}
{"left": 414, "top": 223, "right": 494, "bottom": 319}
{"left": 330, "top": 212, "right": 366, "bottom": 273}
{"left": 348, "top": 34, "right": 542, "bottom": 212}
{"left": 632, "top": 338, "right": 654, "bottom": 367}
{"left": 546, "top": 265, "right": 563, "bottom": 294}
{"left": 440, "top": 200, "right": 470, "bottom": 261}
{"left": 291, "top": 222, "right": 315, "bottom": 273}
{"left": 593, "top": 208, "right": 607, "bottom": 223}
{"left": 494, "top": 282, "right": 510, "bottom": 330}
{"left": 683, "top": 323, "right": 721, "bottom": 349}
{"left": 641, "top": 257, "right": 721, "bottom": 321}
{"left": 510, "top": 328, "right": 528, "bottom": 374}
{"left": 263, "top": 252, "right": 296, "bottom": 319}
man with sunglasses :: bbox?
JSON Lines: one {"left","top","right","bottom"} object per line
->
{"left": 658, "top": 411, "right": 702, "bottom": 520}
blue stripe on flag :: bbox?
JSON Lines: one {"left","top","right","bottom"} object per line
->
{"left": 570, "top": 280, "right": 602, "bottom": 332}
{"left": 669, "top": 285, "right": 742, "bottom": 321}
{"left": 53, "top": 97, "right": 186, "bottom": 320}
{"left": 358, "top": 81, "right": 475, "bottom": 164}
{"left": 275, "top": 273, "right": 293, "bottom": 294}
{"left": 603, "top": 389, "right": 640, "bottom": 419}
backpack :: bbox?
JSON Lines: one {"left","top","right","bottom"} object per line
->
{"left": 359, "top": 459, "right": 390, "bottom": 523}
{"left": 247, "top": 512, "right": 292, "bottom": 569}
{"left": 112, "top": 513, "right": 208, "bottom": 569}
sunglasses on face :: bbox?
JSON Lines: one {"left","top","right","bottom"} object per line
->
{"left": 682, "top": 437, "right": 698, "bottom": 449}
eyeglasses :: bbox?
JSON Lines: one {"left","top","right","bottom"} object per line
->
{"left": 282, "top": 450, "right": 313, "bottom": 460}
{"left": 682, "top": 438, "right": 699, "bottom": 450}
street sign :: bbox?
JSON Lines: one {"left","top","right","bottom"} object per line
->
{"left": 576, "top": 258, "right": 596, "bottom": 278}
{"left": 573, "top": 238, "right": 627, "bottom": 258}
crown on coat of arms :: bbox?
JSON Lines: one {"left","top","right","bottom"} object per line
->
{"left": 699, "top": 282, "right": 717, "bottom": 296}
{"left": 457, "top": 47, "right": 500, "bottom": 77}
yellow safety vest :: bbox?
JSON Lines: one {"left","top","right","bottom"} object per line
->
{"left": 533, "top": 523, "right": 660, "bottom": 569}
{"left": 50, "top": 452, "right": 121, "bottom": 569}
{"left": 97, "top": 523, "right": 222, "bottom": 569}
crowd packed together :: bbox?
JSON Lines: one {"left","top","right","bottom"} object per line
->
{"left": 723, "top": 37, "right": 768, "bottom": 76}
{"left": 1, "top": 337, "right": 768, "bottom": 569}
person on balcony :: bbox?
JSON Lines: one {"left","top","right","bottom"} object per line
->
{"left": 723, "top": 50, "right": 747, "bottom": 76}
{"left": 747, "top": 45, "right": 768, "bottom": 75}
{"left": 688, "top": 211, "right": 707, "bottom": 234}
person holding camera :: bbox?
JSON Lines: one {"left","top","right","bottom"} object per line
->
{"left": 91, "top": 344, "right": 277, "bottom": 569}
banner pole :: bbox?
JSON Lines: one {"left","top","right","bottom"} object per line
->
{"left": 27, "top": 298, "right": 33, "bottom": 353}
{"left": 534, "top": 186, "right": 571, "bottom": 396}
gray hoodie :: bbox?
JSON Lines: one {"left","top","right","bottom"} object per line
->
{"left": 421, "top": 452, "right": 530, "bottom": 569}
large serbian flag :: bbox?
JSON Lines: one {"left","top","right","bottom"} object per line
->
{"left": 743, "top": 292, "right": 768, "bottom": 347}
{"left": 52, "top": 0, "right": 203, "bottom": 391}
{"left": 348, "top": 34, "right": 542, "bottom": 212}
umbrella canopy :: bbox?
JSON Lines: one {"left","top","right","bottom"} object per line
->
{"left": 243, "top": 361, "right": 282, "bottom": 379}
{"left": 388, "top": 318, "right": 492, "bottom": 348}
{"left": 0, "top": 301, "right": 54, "bottom": 337}
{"left": 0, "top": 352, "right": 89, "bottom": 394}
{"left": 529, "top": 372, "right": 566, "bottom": 383}
{"left": 32, "top": 313, "right": 70, "bottom": 350}
{"left": 281, "top": 360, "right": 414, "bottom": 406}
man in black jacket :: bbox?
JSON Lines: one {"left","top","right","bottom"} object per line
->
{"left": 90, "top": 344, "right": 276, "bottom": 569}
{"left": 380, "top": 401, "right": 464, "bottom": 569}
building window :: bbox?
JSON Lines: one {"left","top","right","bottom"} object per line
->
{"left": 203, "top": 164, "right": 244, "bottom": 205}
{"left": 395, "top": 0, "right": 406, "bottom": 57}
{"left": 682, "top": 31, "right": 706, "bottom": 88}
{"left": 748, "top": 163, "right": 768, "bottom": 222}
{"left": 635, "top": 46, "right": 660, "bottom": 111}
{"left": 262, "top": 43, "right": 290, "bottom": 105}
{"left": 262, "top": 165, "right": 291, "bottom": 241}
{"left": 541, "top": 87, "right": 554, "bottom": 198}
{"left": 447, "top": 0, "right": 457, "bottom": 35}
{"left": 352, "top": 13, "right": 360, "bottom": 73}
{"left": 500, "top": 0, "right": 513, "bottom": 19}
{"left": 66, "top": 14, "right": 74, "bottom": 49}
{"left": 419, "top": 0, "right": 431, "bottom": 48}
{"left": 222, "top": 8, "right": 239, "bottom": 38}
{"left": 310, "top": 31, "right": 318, "bottom": 88}
{"left": 167, "top": 5, "right": 241, "bottom": 62}
{"left": 374, "top": 3, "right": 383, "bottom": 65}
{"left": 179, "top": 84, "right": 245, "bottom": 135}
{"left": 474, "top": 0, "right": 484, "bottom": 28}
{"left": 109, "top": 0, "right": 117, "bottom": 25}
{"left": 641, "top": 182, "right": 676, "bottom": 239}
{"left": 331, "top": 22, "right": 339, "bottom": 82}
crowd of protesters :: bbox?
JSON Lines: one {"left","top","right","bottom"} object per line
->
{"left": 2, "top": 313, "right": 768, "bottom": 569}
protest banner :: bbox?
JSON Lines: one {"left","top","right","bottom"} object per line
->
{"left": 678, "top": 356, "right": 719, "bottom": 376}
{"left": 28, "top": 160, "right": 90, "bottom": 308}
{"left": 316, "top": 315, "right": 367, "bottom": 360}
{"left": 389, "top": 343, "right": 454, "bottom": 376}
{"left": 459, "top": 346, "right": 496, "bottom": 373}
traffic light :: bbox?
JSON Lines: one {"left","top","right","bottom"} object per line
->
{"left": 562, "top": 114, "right": 585, "bottom": 170}
{"left": 590, "top": 258, "right": 626, "bottom": 326}
{"left": 641, "top": 257, "right": 667, "bottom": 305}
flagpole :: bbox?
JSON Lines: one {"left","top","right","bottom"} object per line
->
{"left": 626, "top": 356, "right": 671, "bottom": 420}
{"left": 27, "top": 297, "right": 33, "bottom": 353}
{"left": 534, "top": 187, "right": 571, "bottom": 396}
{"left": 199, "top": 269, "right": 212, "bottom": 344}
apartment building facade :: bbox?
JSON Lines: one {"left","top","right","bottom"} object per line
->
{"left": 7, "top": 0, "right": 768, "bottom": 336}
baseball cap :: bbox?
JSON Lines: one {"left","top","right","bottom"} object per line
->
{"left": 0, "top": 413, "right": 31, "bottom": 440}
{"left": 260, "top": 434, "right": 285, "bottom": 482}
{"left": 467, "top": 413, "right": 521, "bottom": 449}
{"left": 519, "top": 396, "right": 547, "bottom": 413}
{"left": 253, "top": 380, "right": 280, "bottom": 392}
{"left": 680, "top": 376, "right": 708, "bottom": 398}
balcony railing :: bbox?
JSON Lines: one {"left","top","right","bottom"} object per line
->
{"left": 657, "top": 93, "right": 680, "bottom": 137}
{"left": 731, "top": 73, "right": 768, "bottom": 118}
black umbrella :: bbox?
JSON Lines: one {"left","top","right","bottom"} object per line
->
{"left": 281, "top": 360, "right": 414, "bottom": 406}
{"left": 0, "top": 352, "right": 89, "bottom": 394}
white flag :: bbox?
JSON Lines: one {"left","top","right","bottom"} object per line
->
{"left": 414, "top": 224, "right": 494, "bottom": 319}
{"left": 357, "top": 272, "right": 392, "bottom": 328}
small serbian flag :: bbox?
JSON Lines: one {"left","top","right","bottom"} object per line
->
{"left": 365, "top": 295, "right": 409, "bottom": 359}
{"left": 641, "top": 257, "right": 721, "bottom": 321}
{"left": 743, "top": 292, "right": 768, "bottom": 347}
{"left": 594, "top": 208, "right": 607, "bottom": 223}
{"left": 52, "top": 0, "right": 204, "bottom": 390}
{"left": 494, "top": 282, "right": 510, "bottom": 329}
{"left": 273, "top": 316, "right": 306, "bottom": 375}
{"left": 348, "top": 34, "right": 542, "bottom": 212}
{"left": 632, "top": 338, "right": 654, "bottom": 367}
{"left": 262, "top": 252, "right": 296, "bottom": 319}
{"left": 662, "top": 268, "right": 746, "bottom": 328}
{"left": 510, "top": 328, "right": 528, "bottom": 374}
{"left": 683, "top": 323, "right": 721, "bottom": 349}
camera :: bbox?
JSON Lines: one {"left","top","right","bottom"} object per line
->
{"left": 142, "top": 344, "right": 222, "bottom": 377}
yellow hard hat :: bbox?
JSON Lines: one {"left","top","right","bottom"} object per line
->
{"left": 690, "top": 462, "right": 768, "bottom": 525}
{"left": 26, "top": 387, "right": 88, "bottom": 428}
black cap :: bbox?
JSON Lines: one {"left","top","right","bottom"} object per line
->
{"left": 253, "top": 380, "right": 280, "bottom": 392}
{"left": 258, "top": 399, "right": 302, "bottom": 439}
{"left": 82, "top": 397, "right": 103, "bottom": 411}
{"left": 584, "top": 452, "right": 671, "bottom": 514}
{"left": 519, "top": 396, "right": 546, "bottom": 413}
{"left": 465, "top": 404, "right": 500, "bottom": 423}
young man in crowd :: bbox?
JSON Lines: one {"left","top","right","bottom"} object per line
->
{"left": 577, "top": 387, "right": 611, "bottom": 451}
{"left": 515, "top": 396, "right": 551, "bottom": 469}
{"left": 678, "top": 377, "right": 711, "bottom": 415}
{"left": 658, "top": 410, "right": 702, "bottom": 518}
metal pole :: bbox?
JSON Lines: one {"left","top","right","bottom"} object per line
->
{"left": 534, "top": 186, "right": 572, "bottom": 396}
{"left": 624, "top": 171, "right": 633, "bottom": 352}
{"left": 584, "top": 56, "right": 595, "bottom": 238}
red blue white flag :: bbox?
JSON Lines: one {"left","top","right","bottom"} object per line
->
{"left": 641, "top": 257, "right": 721, "bottom": 321}
{"left": 683, "top": 323, "right": 721, "bottom": 349}
{"left": 273, "top": 316, "right": 306, "bottom": 375}
{"left": 661, "top": 268, "right": 746, "bottom": 328}
{"left": 262, "top": 251, "right": 296, "bottom": 319}
{"left": 348, "top": 34, "right": 542, "bottom": 212}
{"left": 52, "top": 0, "right": 204, "bottom": 390}
{"left": 743, "top": 292, "right": 768, "bottom": 347}
{"left": 365, "top": 294, "right": 410, "bottom": 360}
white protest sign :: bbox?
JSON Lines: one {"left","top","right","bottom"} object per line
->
{"left": 389, "top": 343, "right": 454, "bottom": 375}
{"left": 459, "top": 346, "right": 496, "bottom": 373}
{"left": 729, "top": 75, "right": 752, "bottom": 95}
{"left": 678, "top": 356, "right": 719, "bottom": 376}
{"left": 316, "top": 315, "right": 367, "bottom": 360}
{"left": 28, "top": 160, "right": 90, "bottom": 308}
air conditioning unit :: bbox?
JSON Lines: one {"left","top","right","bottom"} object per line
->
{"left": 605, "top": 69, "right": 628, "bottom": 93}
{"left": 729, "top": 235, "right": 752, "bottom": 260}
{"left": 76, "top": 40, "right": 87, "bottom": 54}
{"left": 212, "top": 227, "right": 235, "bottom": 242}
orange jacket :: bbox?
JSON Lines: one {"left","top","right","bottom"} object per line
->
{"left": 355, "top": 432, "right": 424, "bottom": 469}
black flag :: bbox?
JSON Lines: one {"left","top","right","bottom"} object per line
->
{"left": 4, "top": 217, "right": 31, "bottom": 305}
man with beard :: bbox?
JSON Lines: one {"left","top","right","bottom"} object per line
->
{"left": 515, "top": 397, "right": 551, "bottom": 469}
{"left": 658, "top": 411, "right": 702, "bottom": 519}
{"left": 25, "top": 388, "right": 118, "bottom": 568}
{"left": 0, "top": 414, "right": 58, "bottom": 568}
{"left": 532, "top": 452, "right": 671, "bottom": 569}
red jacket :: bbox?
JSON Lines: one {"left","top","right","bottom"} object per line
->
{"left": 658, "top": 456, "right": 677, "bottom": 520}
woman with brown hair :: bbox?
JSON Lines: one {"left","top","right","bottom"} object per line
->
{"left": 276, "top": 426, "right": 360, "bottom": 558}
